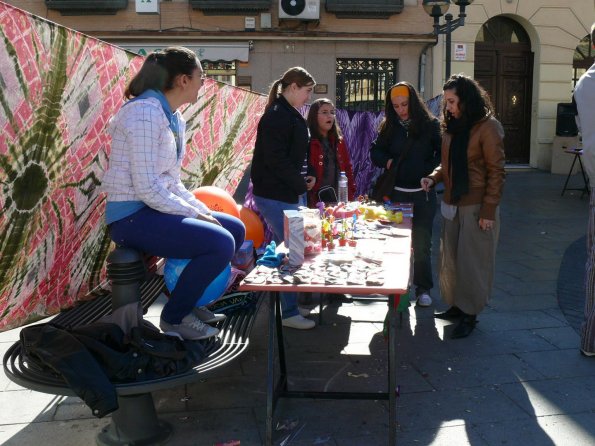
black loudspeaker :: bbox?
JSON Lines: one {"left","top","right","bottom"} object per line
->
{"left": 556, "top": 102, "right": 578, "bottom": 137}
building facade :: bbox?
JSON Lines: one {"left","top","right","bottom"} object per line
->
{"left": 5, "top": 0, "right": 594, "bottom": 170}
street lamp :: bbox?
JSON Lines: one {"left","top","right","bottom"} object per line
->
{"left": 422, "top": 0, "right": 474, "bottom": 79}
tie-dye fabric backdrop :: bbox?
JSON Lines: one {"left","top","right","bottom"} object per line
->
{"left": 0, "top": 1, "right": 266, "bottom": 331}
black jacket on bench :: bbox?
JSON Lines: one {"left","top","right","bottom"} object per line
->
{"left": 21, "top": 322, "right": 206, "bottom": 417}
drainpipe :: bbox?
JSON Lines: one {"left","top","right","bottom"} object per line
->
{"left": 418, "top": 37, "right": 439, "bottom": 98}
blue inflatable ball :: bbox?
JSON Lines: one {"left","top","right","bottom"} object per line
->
{"left": 164, "top": 259, "right": 232, "bottom": 307}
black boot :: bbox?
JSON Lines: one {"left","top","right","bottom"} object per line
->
{"left": 451, "top": 314, "right": 477, "bottom": 339}
{"left": 434, "top": 306, "right": 464, "bottom": 320}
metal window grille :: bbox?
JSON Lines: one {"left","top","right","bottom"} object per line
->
{"left": 336, "top": 58, "right": 398, "bottom": 112}
{"left": 203, "top": 61, "right": 237, "bottom": 86}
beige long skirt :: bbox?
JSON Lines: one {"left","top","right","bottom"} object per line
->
{"left": 439, "top": 204, "right": 500, "bottom": 315}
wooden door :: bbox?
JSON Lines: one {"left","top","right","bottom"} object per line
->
{"left": 475, "top": 44, "right": 533, "bottom": 164}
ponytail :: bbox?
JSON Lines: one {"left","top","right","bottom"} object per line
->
{"left": 265, "top": 66, "right": 315, "bottom": 110}
{"left": 266, "top": 79, "right": 283, "bottom": 110}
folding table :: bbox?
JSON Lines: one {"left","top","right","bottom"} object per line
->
{"left": 239, "top": 218, "right": 412, "bottom": 445}
{"left": 561, "top": 147, "right": 590, "bottom": 197}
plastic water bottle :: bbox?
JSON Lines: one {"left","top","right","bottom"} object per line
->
{"left": 338, "top": 171, "right": 348, "bottom": 203}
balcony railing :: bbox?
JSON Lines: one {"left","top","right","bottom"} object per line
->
{"left": 326, "top": 0, "right": 404, "bottom": 19}
{"left": 190, "top": 0, "right": 272, "bottom": 14}
{"left": 45, "top": 0, "right": 128, "bottom": 15}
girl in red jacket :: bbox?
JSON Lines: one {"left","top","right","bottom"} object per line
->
{"left": 305, "top": 98, "right": 356, "bottom": 207}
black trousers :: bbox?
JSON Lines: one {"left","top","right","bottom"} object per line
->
{"left": 390, "top": 189, "right": 437, "bottom": 296}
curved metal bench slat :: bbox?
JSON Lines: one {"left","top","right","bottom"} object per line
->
{"left": 3, "top": 292, "right": 262, "bottom": 398}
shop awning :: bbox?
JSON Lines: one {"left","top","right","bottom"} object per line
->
{"left": 118, "top": 42, "right": 250, "bottom": 62}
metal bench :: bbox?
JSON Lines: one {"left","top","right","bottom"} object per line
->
{"left": 3, "top": 247, "right": 262, "bottom": 445}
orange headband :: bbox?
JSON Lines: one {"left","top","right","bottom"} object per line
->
{"left": 390, "top": 85, "right": 409, "bottom": 99}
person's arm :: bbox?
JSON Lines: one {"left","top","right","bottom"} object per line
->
{"left": 478, "top": 118, "right": 506, "bottom": 221}
{"left": 127, "top": 104, "right": 208, "bottom": 218}
{"left": 370, "top": 131, "right": 392, "bottom": 170}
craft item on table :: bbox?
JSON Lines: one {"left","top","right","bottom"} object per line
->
{"left": 365, "top": 273, "right": 385, "bottom": 286}
{"left": 242, "top": 274, "right": 266, "bottom": 285}
{"left": 346, "top": 275, "right": 366, "bottom": 286}
{"left": 232, "top": 239, "right": 255, "bottom": 270}
{"left": 331, "top": 202, "right": 360, "bottom": 220}
{"left": 283, "top": 210, "right": 305, "bottom": 266}
{"left": 256, "top": 241, "right": 286, "bottom": 268}
{"left": 316, "top": 201, "right": 325, "bottom": 218}
{"left": 355, "top": 242, "right": 384, "bottom": 265}
{"left": 325, "top": 249, "right": 355, "bottom": 265}
{"left": 299, "top": 208, "right": 322, "bottom": 256}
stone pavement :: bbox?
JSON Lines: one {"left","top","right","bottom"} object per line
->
{"left": 1, "top": 169, "right": 594, "bottom": 446}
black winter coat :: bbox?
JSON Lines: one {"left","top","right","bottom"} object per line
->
{"left": 370, "top": 118, "right": 441, "bottom": 189}
{"left": 251, "top": 95, "right": 312, "bottom": 203}
{"left": 20, "top": 322, "right": 206, "bottom": 418}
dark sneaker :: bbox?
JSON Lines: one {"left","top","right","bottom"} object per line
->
{"left": 160, "top": 313, "right": 219, "bottom": 340}
{"left": 192, "top": 306, "right": 226, "bottom": 323}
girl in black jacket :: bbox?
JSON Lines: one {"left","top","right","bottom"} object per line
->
{"left": 370, "top": 82, "right": 441, "bottom": 307}
{"left": 251, "top": 66, "right": 316, "bottom": 330}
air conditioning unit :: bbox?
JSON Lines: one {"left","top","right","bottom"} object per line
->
{"left": 279, "top": 0, "right": 320, "bottom": 20}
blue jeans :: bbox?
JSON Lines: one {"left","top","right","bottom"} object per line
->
{"left": 253, "top": 195, "right": 300, "bottom": 318}
{"left": 109, "top": 207, "right": 245, "bottom": 324}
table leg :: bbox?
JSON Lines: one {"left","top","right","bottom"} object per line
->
{"left": 389, "top": 293, "right": 400, "bottom": 445}
{"left": 265, "top": 292, "right": 277, "bottom": 446}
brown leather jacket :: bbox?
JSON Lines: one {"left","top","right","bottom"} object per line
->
{"left": 429, "top": 115, "right": 505, "bottom": 220}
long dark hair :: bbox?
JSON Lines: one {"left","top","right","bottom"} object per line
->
{"left": 378, "top": 81, "right": 434, "bottom": 139}
{"left": 441, "top": 74, "right": 494, "bottom": 129}
{"left": 125, "top": 46, "right": 199, "bottom": 99}
{"left": 306, "top": 98, "right": 343, "bottom": 142}
{"left": 266, "top": 66, "right": 315, "bottom": 110}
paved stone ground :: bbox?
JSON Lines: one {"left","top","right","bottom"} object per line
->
{"left": 1, "top": 169, "right": 594, "bottom": 446}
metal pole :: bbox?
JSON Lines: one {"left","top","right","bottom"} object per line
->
{"left": 445, "top": 13, "right": 453, "bottom": 80}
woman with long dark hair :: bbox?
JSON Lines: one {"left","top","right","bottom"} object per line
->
{"left": 102, "top": 47, "right": 245, "bottom": 340}
{"left": 371, "top": 81, "right": 441, "bottom": 307}
{"left": 421, "top": 74, "right": 505, "bottom": 338}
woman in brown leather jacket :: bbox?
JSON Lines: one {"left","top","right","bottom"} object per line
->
{"left": 421, "top": 74, "right": 505, "bottom": 339}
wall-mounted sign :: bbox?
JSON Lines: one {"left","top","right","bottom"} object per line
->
{"left": 454, "top": 43, "right": 467, "bottom": 61}
{"left": 120, "top": 43, "right": 250, "bottom": 62}
{"left": 135, "top": 0, "right": 159, "bottom": 14}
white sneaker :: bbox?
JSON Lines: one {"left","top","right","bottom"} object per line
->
{"left": 298, "top": 306, "right": 312, "bottom": 317}
{"left": 282, "top": 314, "right": 315, "bottom": 330}
{"left": 416, "top": 293, "right": 432, "bottom": 307}
{"left": 192, "top": 306, "right": 226, "bottom": 323}
{"left": 160, "top": 313, "right": 219, "bottom": 340}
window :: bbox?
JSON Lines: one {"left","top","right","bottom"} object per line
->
{"left": 202, "top": 61, "right": 237, "bottom": 86}
{"left": 336, "top": 59, "right": 397, "bottom": 112}
{"left": 573, "top": 33, "right": 594, "bottom": 88}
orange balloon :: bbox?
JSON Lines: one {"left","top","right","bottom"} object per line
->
{"left": 237, "top": 205, "right": 265, "bottom": 248}
{"left": 192, "top": 186, "right": 240, "bottom": 218}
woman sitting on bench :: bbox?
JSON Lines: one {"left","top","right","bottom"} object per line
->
{"left": 101, "top": 47, "right": 245, "bottom": 341}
